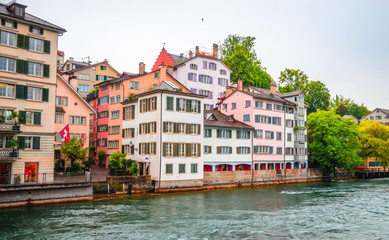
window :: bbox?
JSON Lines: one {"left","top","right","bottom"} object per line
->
{"left": 204, "top": 129, "right": 212, "bottom": 138}
{"left": 238, "top": 131, "right": 250, "bottom": 139}
{"left": 218, "top": 129, "right": 231, "bottom": 138}
{"left": 287, "top": 133, "right": 292, "bottom": 142}
{"left": 114, "top": 83, "right": 120, "bottom": 90}
{"left": 153, "top": 84, "right": 158, "bottom": 89}
{"left": 218, "top": 146, "right": 232, "bottom": 154}
{"left": 108, "top": 140, "right": 119, "bottom": 149}
{"left": 0, "top": 109, "right": 13, "bottom": 122}
{"left": 69, "top": 116, "right": 86, "bottom": 125}
{"left": 0, "top": 83, "right": 15, "bottom": 97}
{"left": 164, "top": 122, "right": 173, "bottom": 133}
{"left": 101, "top": 85, "right": 108, "bottom": 92}
{"left": 98, "top": 111, "right": 109, "bottom": 118}
{"left": 176, "top": 164, "right": 185, "bottom": 173}
{"left": 177, "top": 98, "right": 186, "bottom": 112}
{"left": 218, "top": 78, "right": 227, "bottom": 86}
{"left": 220, "top": 69, "right": 227, "bottom": 75}
{"left": 100, "top": 66, "right": 107, "bottom": 71}
{"left": 190, "top": 64, "right": 198, "bottom": 70}
{"left": 191, "top": 164, "right": 198, "bottom": 173}
{"left": 130, "top": 81, "right": 139, "bottom": 90}
{"left": 191, "top": 144, "right": 198, "bottom": 157}
{"left": 111, "top": 110, "right": 120, "bottom": 119}
{"left": 29, "top": 38, "right": 43, "bottom": 52}
{"left": 199, "top": 75, "right": 211, "bottom": 84}
{"left": 55, "top": 113, "right": 64, "bottom": 123}
{"left": 276, "top": 147, "right": 282, "bottom": 154}
{"left": 56, "top": 96, "right": 68, "bottom": 106}
{"left": 255, "top": 115, "right": 269, "bottom": 124}
{"left": 243, "top": 114, "right": 250, "bottom": 122}
{"left": 123, "top": 128, "right": 135, "bottom": 138}
{"left": 27, "top": 87, "right": 41, "bottom": 100}
{"left": 272, "top": 117, "right": 281, "bottom": 125}
{"left": 188, "top": 72, "right": 197, "bottom": 81}
{"left": 109, "top": 125, "right": 120, "bottom": 135}
{"left": 25, "top": 136, "right": 32, "bottom": 149}
{"left": 246, "top": 100, "right": 251, "bottom": 107}
{"left": 222, "top": 104, "right": 227, "bottom": 110}
{"left": 140, "top": 97, "right": 157, "bottom": 113}
{"left": 209, "top": 62, "right": 217, "bottom": 70}
{"left": 274, "top": 104, "right": 282, "bottom": 111}
{"left": 154, "top": 72, "right": 159, "bottom": 79}
{"left": 165, "top": 143, "right": 173, "bottom": 156}
{"left": 166, "top": 96, "right": 174, "bottom": 110}
{"left": 232, "top": 102, "right": 236, "bottom": 110}
{"left": 254, "top": 146, "right": 272, "bottom": 154}
{"left": 286, "top": 119, "right": 293, "bottom": 127}
{"left": 96, "top": 75, "right": 106, "bottom": 81}
{"left": 199, "top": 90, "right": 211, "bottom": 98}
{"left": 97, "top": 125, "right": 108, "bottom": 132}
{"left": 376, "top": 116, "right": 382, "bottom": 120}
{"left": 254, "top": 129, "right": 263, "bottom": 138}
{"left": 78, "top": 84, "right": 90, "bottom": 92}
{"left": 255, "top": 101, "right": 263, "bottom": 108}
{"left": 99, "top": 95, "right": 109, "bottom": 105}
{"left": 4, "top": 20, "right": 13, "bottom": 28}
{"left": 0, "top": 56, "right": 15, "bottom": 72}
{"left": 204, "top": 145, "right": 212, "bottom": 154}
{"left": 79, "top": 74, "right": 90, "bottom": 80}
{"left": 0, "top": 31, "right": 16, "bottom": 47}
{"left": 166, "top": 164, "right": 173, "bottom": 174}
{"left": 178, "top": 123, "right": 185, "bottom": 134}
{"left": 276, "top": 132, "right": 282, "bottom": 141}
{"left": 237, "top": 147, "right": 250, "bottom": 154}
{"left": 266, "top": 103, "right": 272, "bottom": 110}
{"left": 265, "top": 131, "right": 274, "bottom": 139}
{"left": 123, "top": 105, "right": 135, "bottom": 120}
{"left": 203, "top": 61, "right": 208, "bottom": 69}
{"left": 28, "top": 62, "right": 42, "bottom": 76}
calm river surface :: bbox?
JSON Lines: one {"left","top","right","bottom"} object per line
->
{"left": 1, "top": 179, "right": 389, "bottom": 239}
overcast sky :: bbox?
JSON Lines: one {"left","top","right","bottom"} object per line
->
{"left": 13, "top": 0, "right": 389, "bottom": 110}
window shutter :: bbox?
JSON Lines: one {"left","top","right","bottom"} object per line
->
{"left": 173, "top": 143, "right": 178, "bottom": 157}
{"left": 254, "top": 146, "right": 258, "bottom": 153}
{"left": 96, "top": 75, "right": 99, "bottom": 81}
{"left": 18, "top": 136, "right": 25, "bottom": 149}
{"left": 254, "top": 131, "right": 258, "bottom": 138}
{"left": 23, "top": 60, "right": 29, "bottom": 74}
{"left": 228, "top": 130, "right": 232, "bottom": 138}
{"left": 16, "top": 59, "right": 26, "bottom": 74}
{"left": 186, "top": 99, "right": 191, "bottom": 112}
{"left": 19, "top": 111, "right": 26, "bottom": 124}
{"left": 186, "top": 143, "right": 191, "bottom": 157}
{"left": 197, "top": 124, "right": 201, "bottom": 135}
{"left": 272, "top": 117, "right": 275, "bottom": 125}
{"left": 163, "top": 122, "right": 167, "bottom": 133}
{"left": 1, "top": 18, "right": 5, "bottom": 26}
{"left": 209, "top": 146, "right": 212, "bottom": 154}
{"left": 122, "top": 145, "right": 124, "bottom": 153}
{"left": 197, "top": 144, "right": 201, "bottom": 157}
{"left": 269, "top": 146, "right": 273, "bottom": 154}
{"left": 43, "top": 40, "right": 51, "bottom": 54}
{"left": 176, "top": 98, "right": 179, "bottom": 111}
{"left": 268, "top": 117, "right": 271, "bottom": 124}
{"left": 43, "top": 64, "right": 50, "bottom": 78}
{"left": 42, "top": 88, "right": 49, "bottom": 102}
{"left": 13, "top": 21, "right": 17, "bottom": 29}
{"left": 186, "top": 124, "right": 190, "bottom": 134}
{"left": 248, "top": 131, "right": 251, "bottom": 139}
{"left": 15, "top": 85, "right": 25, "bottom": 99}
{"left": 24, "top": 36, "right": 29, "bottom": 49}
{"left": 217, "top": 129, "right": 220, "bottom": 138}
{"left": 32, "top": 137, "right": 40, "bottom": 150}
{"left": 146, "top": 143, "right": 149, "bottom": 155}
{"left": 197, "top": 101, "right": 201, "bottom": 113}
{"left": 40, "top": 28, "right": 44, "bottom": 35}
{"left": 271, "top": 132, "right": 274, "bottom": 139}
{"left": 248, "top": 147, "right": 251, "bottom": 154}
{"left": 209, "top": 77, "right": 213, "bottom": 84}
{"left": 229, "top": 147, "right": 232, "bottom": 154}
{"left": 198, "top": 74, "right": 201, "bottom": 82}
{"left": 209, "top": 91, "right": 213, "bottom": 99}
{"left": 237, "top": 131, "right": 240, "bottom": 139}
{"left": 17, "top": 34, "right": 25, "bottom": 49}
{"left": 187, "top": 73, "right": 190, "bottom": 80}
{"left": 29, "top": 26, "right": 33, "bottom": 32}
{"left": 237, "top": 147, "right": 240, "bottom": 154}
{"left": 173, "top": 123, "right": 177, "bottom": 133}
{"left": 217, "top": 147, "right": 221, "bottom": 154}
{"left": 33, "top": 112, "right": 41, "bottom": 125}
{"left": 218, "top": 78, "right": 221, "bottom": 85}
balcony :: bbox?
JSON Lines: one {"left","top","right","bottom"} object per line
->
{"left": 294, "top": 155, "right": 307, "bottom": 161}
{"left": 86, "top": 91, "right": 98, "bottom": 101}
{"left": 0, "top": 148, "right": 19, "bottom": 159}
{"left": 0, "top": 122, "right": 21, "bottom": 134}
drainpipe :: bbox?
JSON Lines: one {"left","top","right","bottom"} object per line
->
{"left": 158, "top": 92, "right": 163, "bottom": 189}
{"left": 284, "top": 105, "right": 286, "bottom": 179}
{"left": 251, "top": 128, "right": 254, "bottom": 184}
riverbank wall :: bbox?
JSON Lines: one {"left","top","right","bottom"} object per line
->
{"left": 0, "top": 182, "right": 93, "bottom": 208}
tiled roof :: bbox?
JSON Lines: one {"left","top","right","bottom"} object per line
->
{"left": 249, "top": 86, "right": 304, "bottom": 98}
{"left": 168, "top": 53, "right": 186, "bottom": 64}
{"left": 173, "top": 55, "right": 233, "bottom": 72}
{"left": 377, "top": 108, "right": 389, "bottom": 115}
{"left": 0, "top": 3, "right": 66, "bottom": 32}
{"left": 204, "top": 110, "right": 254, "bottom": 129}
{"left": 55, "top": 106, "right": 66, "bottom": 113}
{"left": 240, "top": 90, "right": 295, "bottom": 105}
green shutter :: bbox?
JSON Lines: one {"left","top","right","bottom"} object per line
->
{"left": 197, "top": 124, "right": 201, "bottom": 135}
{"left": 43, "top": 64, "right": 50, "bottom": 78}
{"left": 197, "top": 101, "right": 201, "bottom": 113}
{"left": 1, "top": 18, "right": 5, "bottom": 26}
{"left": 16, "top": 59, "right": 27, "bottom": 74}
{"left": 33, "top": 112, "right": 41, "bottom": 125}
{"left": 17, "top": 34, "right": 25, "bottom": 49}
{"left": 32, "top": 137, "right": 40, "bottom": 150}
{"left": 24, "top": 35, "right": 29, "bottom": 50}
{"left": 15, "top": 85, "right": 24, "bottom": 99}
{"left": 176, "top": 98, "right": 180, "bottom": 111}
{"left": 18, "top": 136, "right": 25, "bottom": 149}
{"left": 237, "top": 131, "right": 241, "bottom": 139}
{"left": 42, "top": 88, "right": 49, "bottom": 102}
{"left": 96, "top": 75, "right": 99, "bottom": 81}
{"left": 186, "top": 99, "right": 191, "bottom": 112}
{"left": 19, "top": 111, "right": 26, "bottom": 124}
{"left": 43, "top": 40, "right": 51, "bottom": 54}
{"left": 197, "top": 144, "right": 201, "bottom": 157}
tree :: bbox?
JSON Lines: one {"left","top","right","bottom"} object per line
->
{"left": 220, "top": 34, "right": 272, "bottom": 88}
{"left": 335, "top": 103, "right": 350, "bottom": 117}
{"left": 308, "top": 110, "right": 361, "bottom": 176}
{"left": 108, "top": 152, "right": 128, "bottom": 170}
{"left": 304, "top": 81, "right": 331, "bottom": 115}
{"left": 278, "top": 69, "right": 309, "bottom": 93}
{"left": 60, "top": 137, "right": 88, "bottom": 172}
{"left": 330, "top": 95, "right": 370, "bottom": 120}
{"left": 349, "top": 103, "right": 370, "bottom": 120}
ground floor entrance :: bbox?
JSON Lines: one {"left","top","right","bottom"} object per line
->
{"left": 0, "top": 163, "right": 11, "bottom": 184}
{"left": 25, "top": 162, "right": 38, "bottom": 183}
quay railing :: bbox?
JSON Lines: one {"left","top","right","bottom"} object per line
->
{"left": 0, "top": 148, "right": 19, "bottom": 158}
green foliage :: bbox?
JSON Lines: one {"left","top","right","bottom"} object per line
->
{"left": 65, "top": 162, "right": 82, "bottom": 173}
{"left": 7, "top": 138, "right": 19, "bottom": 148}
{"left": 128, "top": 162, "right": 138, "bottom": 176}
{"left": 335, "top": 103, "right": 350, "bottom": 117}
{"left": 109, "top": 152, "right": 133, "bottom": 171}
{"left": 98, "top": 150, "right": 106, "bottom": 158}
{"left": 89, "top": 87, "right": 98, "bottom": 94}
{"left": 128, "top": 93, "right": 136, "bottom": 100}
{"left": 304, "top": 81, "right": 331, "bottom": 115}
{"left": 308, "top": 110, "right": 362, "bottom": 175}
{"left": 330, "top": 95, "right": 370, "bottom": 120}
{"left": 220, "top": 34, "right": 272, "bottom": 89}
{"left": 278, "top": 69, "right": 309, "bottom": 93}
{"left": 60, "top": 137, "right": 88, "bottom": 172}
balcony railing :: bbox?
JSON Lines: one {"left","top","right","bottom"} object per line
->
{"left": 86, "top": 91, "right": 98, "bottom": 101}
{"left": 0, "top": 148, "right": 19, "bottom": 158}
{"left": 0, "top": 122, "right": 20, "bottom": 133}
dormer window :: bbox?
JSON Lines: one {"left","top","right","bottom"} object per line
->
{"left": 6, "top": 2, "right": 26, "bottom": 19}
{"left": 15, "top": 6, "right": 24, "bottom": 17}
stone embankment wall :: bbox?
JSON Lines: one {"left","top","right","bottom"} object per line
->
{"left": 204, "top": 169, "right": 322, "bottom": 185}
{"left": 0, "top": 182, "right": 93, "bottom": 208}
{"left": 93, "top": 176, "right": 153, "bottom": 194}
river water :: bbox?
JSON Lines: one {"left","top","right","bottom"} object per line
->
{"left": 1, "top": 179, "right": 389, "bottom": 239}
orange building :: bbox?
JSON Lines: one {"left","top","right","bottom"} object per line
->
{"left": 92, "top": 64, "right": 190, "bottom": 166}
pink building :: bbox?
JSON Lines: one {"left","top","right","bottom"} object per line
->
{"left": 220, "top": 81, "right": 298, "bottom": 170}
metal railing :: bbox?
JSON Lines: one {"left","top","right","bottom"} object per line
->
{"left": 0, "top": 148, "right": 19, "bottom": 158}
{"left": 0, "top": 122, "right": 20, "bottom": 132}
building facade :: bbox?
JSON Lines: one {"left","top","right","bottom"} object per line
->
{"left": 203, "top": 110, "right": 254, "bottom": 172}
{"left": 0, "top": 2, "right": 65, "bottom": 184}
{"left": 361, "top": 108, "right": 389, "bottom": 126}
{"left": 122, "top": 90, "right": 206, "bottom": 188}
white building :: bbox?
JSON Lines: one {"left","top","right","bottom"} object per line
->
{"left": 121, "top": 89, "right": 206, "bottom": 188}
{"left": 203, "top": 110, "right": 254, "bottom": 172}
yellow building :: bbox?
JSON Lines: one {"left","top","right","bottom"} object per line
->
{"left": 0, "top": 2, "right": 66, "bottom": 184}
{"left": 62, "top": 59, "right": 120, "bottom": 98}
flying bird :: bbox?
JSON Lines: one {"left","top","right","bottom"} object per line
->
{"left": 202, "top": 18, "right": 204, "bottom": 22}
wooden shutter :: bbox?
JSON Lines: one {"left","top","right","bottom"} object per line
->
{"left": 269, "top": 146, "right": 273, "bottom": 154}
{"left": 1, "top": 18, "right": 5, "bottom": 26}
{"left": 163, "top": 122, "right": 167, "bottom": 133}
{"left": 42, "top": 88, "right": 49, "bottom": 102}
{"left": 173, "top": 143, "right": 178, "bottom": 157}
{"left": 43, "top": 64, "right": 50, "bottom": 78}
{"left": 43, "top": 40, "right": 50, "bottom": 54}
{"left": 29, "top": 26, "right": 33, "bottom": 32}
{"left": 197, "top": 144, "right": 201, "bottom": 157}
{"left": 186, "top": 99, "right": 191, "bottom": 112}
{"left": 40, "top": 28, "right": 44, "bottom": 35}
{"left": 18, "top": 136, "right": 25, "bottom": 149}
{"left": 162, "top": 143, "right": 167, "bottom": 157}
{"left": 229, "top": 147, "right": 232, "bottom": 154}
{"left": 33, "top": 112, "right": 41, "bottom": 125}
{"left": 13, "top": 21, "right": 17, "bottom": 29}
{"left": 146, "top": 143, "right": 149, "bottom": 155}
{"left": 153, "top": 143, "right": 156, "bottom": 154}
{"left": 19, "top": 111, "right": 26, "bottom": 124}
{"left": 24, "top": 36, "right": 29, "bottom": 49}
{"left": 271, "top": 132, "right": 274, "bottom": 139}
{"left": 176, "top": 98, "right": 180, "bottom": 111}
{"left": 173, "top": 123, "right": 178, "bottom": 133}
{"left": 186, "top": 124, "right": 190, "bottom": 134}
{"left": 248, "top": 147, "right": 251, "bottom": 154}
{"left": 209, "top": 146, "right": 212, "bottom": 154}
{"left": 237, "top": 130, "right": 241, "bottom": 139}
{"left": 186, "top": 143, "right": 191, "bottom": 157}
{"left": 217, "top": 129, "right": 221, "bottom": 138}
{"left": 197, "top": 124, "right": 201, "bottom": 135}
{"left": 217, "top": 147, "right": 221, "bottom": 154}
{"left": 237, "top": 147, "right": 240, "bottom": 154}
{"left": 32, "top": 137, "right": 40, "bottom": 150}
{"left": 17, "top": 34, "right": 25, "bottom": 49}
{"left": 15, "top": 85, "right": 27, "bottom": 99}
{"left": 248, "top": 131, "right": 251, "bottom": 139}
{"left": 16, "top": 59, "right": 26, "bottom": 74}
{"left": 197, "top": 101, "right": 201, "bottom": 113}
{"left": 228, "top": 130, "right": 232, "bottom": 138}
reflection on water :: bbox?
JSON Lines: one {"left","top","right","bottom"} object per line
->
{"left": 1, "top": 179, "right": 389, "bottom": 239}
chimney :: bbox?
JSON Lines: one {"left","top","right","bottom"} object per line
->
{"left": 69, "top": 57, "right": 74, "bottom": 61}
{"left": 139, "top": 62, "right": 145, "bottom": 74}
{"left": 270, "top": 81, "right": 277, "bottom": 94}
{"left": 237, "top": 78, "right": 243, "bottom": 91}
{"left": 226, "top": 87, "right": 233, "bottom": 97}
{"left": 195, "top": 46, "right": 199, "bottom": 55}
{"left": 180, "top": 53, "right": 183, "bottom": 58}
{"left": 213, "top": 43, "right": 219, "bottom": 58}
{"left": 167, "top": 66, "right": 173, "bottom": 76}
{"left": 189, "top": 50, "right": 193, "bottom": 58}
{"left": 158, "top": 65, "right": 167, "bottom": 81}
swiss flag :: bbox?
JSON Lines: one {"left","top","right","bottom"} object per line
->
{"left": 59, "top": 124, "right": 70, "bottom": 143}
{"left": 79, "top": 134, "right": 85, "bottom": 147}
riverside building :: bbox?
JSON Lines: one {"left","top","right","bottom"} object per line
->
{"left": 0, "top": 2, "right": 65, "bottom": 183}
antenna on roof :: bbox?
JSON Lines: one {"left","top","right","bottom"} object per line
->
{"left": 81, "top": 56, "right": 90, "bottom": 64}
{"left": 163, "top": 43, "right": 166, "bottom": 49}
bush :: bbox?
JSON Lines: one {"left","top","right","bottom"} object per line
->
{"left": 65, "top": 162, "right": 83, "bottom": 173}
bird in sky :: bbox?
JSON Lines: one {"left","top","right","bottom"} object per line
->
{"left": 202, "top": 18, "right": 204, "bottom": 22}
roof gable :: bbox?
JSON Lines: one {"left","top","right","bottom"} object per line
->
{"left": 151, "top": 48, "right": 178, "bottom": 71}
